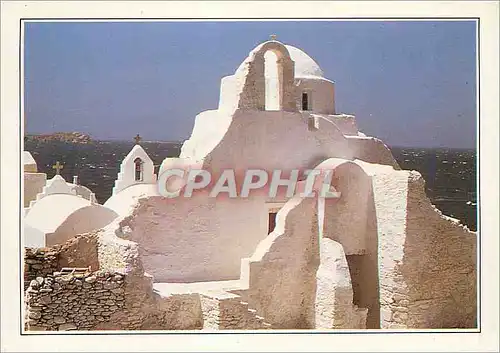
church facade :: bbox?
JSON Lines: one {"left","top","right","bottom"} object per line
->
{"left": 23, "top": 38, "right": 476, "bottom": 331}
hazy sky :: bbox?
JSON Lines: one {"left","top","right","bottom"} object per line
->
{"left": 24, "top": 21, "right": 477, "bottom": 148}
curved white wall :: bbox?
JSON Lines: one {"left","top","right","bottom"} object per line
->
{"left": 47, "top": 205, "right": 118, "bottom": 246}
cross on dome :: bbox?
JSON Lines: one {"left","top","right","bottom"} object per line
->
{"left": 52, "top": 161, "right": 64, "bottom": 175}
{"left": 134, "top": 134, "right": 142, "bottom": 144}
{"left": 270, "top": 34, "right": 277, "bottom": 41}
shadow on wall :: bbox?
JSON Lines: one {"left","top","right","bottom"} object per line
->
{"left": 324, "top": 163, "right": 381, "bottom": 328}
{"left": 345, "top": 188, "right": 380, "bottom": 329}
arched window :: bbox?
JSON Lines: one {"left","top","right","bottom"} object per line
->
{"left": 134, "top": 158, "right": 144, "bottom": 181}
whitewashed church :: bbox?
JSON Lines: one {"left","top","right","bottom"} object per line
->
{"left": 23, "top": 38, "right": 476, "bottom": 330}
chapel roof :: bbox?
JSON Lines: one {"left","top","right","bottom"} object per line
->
{"left": 24, "top": 194, "right": 92, "bottom": 234}
{"left": 284, "top": 45, "right": 324, "bottom": 78}
{"left": 25, "top": 193, "right": 118, "bottom": 239}
{"left": 235, "top": 41, "right": 326, "bottom": 79}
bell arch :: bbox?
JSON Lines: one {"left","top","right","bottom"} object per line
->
{"left": 237, "top": 41, "right": 297, "bottom": 112}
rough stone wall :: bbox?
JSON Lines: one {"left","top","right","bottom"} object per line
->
{"left": 371, "top": 167, "right": 476, "bottom": 329}
{"left": 25, "top": 271, "right": 125, "bottom": 331}
{"left": 200, "top": 293, "right": 272, "bottom": 330}
{"left": 56, "top": 232, "right": 100, "bottom": 270}
{"left": 96, "top": 221, "right": 208, "bottom": 331}
{"left": 24, "top": 233, "right": 99, "bottom": 290}
{"left": 24, "top": 248, "right": 59, "bottom": 290}
{"left": 315, "top": 238, "right": 368, "bottom": 329}
{"left": 236, "top": 41, "right": 297, "bottom": 112}
{"left": 402, "top": 171, "right": 477, "bottom": 328}
{"left": 25, "top": 219, "right": 276, "bottom": 331}
{"left": 240, "top": 196, "right": 319, "bottom": 329}
{"left": 150, "top": 293, "right": 204, "bottom": 330}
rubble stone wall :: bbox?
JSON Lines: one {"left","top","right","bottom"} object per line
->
{"left": 25, "top": 271, "right": 125, "bottom": 331}
{"left": 24, "top": 233, "right": 99, "bottom": 290}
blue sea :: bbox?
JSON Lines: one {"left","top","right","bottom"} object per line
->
{"left": 24, "top": 140, "right": 477, "bottom": 231}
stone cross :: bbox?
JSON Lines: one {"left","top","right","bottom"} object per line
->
{"left": 134, "top": 134, "right": 142, "bottom": 144}
{"left": 52, "top": 161, "right": 64, "bottom": 175}
{"left": 270, "top": 34, "right": 277, "bottom": 41}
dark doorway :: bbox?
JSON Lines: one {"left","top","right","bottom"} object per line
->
{"left": 268, "top": 212, "right": 277, "bottom": 234}
{"left": 302, "top": 92, "right": 309, "bottom": 111}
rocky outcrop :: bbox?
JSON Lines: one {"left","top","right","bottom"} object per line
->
{"left": 25, "top": 132, "right": 92, "bottom": 144}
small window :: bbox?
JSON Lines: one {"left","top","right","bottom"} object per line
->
{"left": 302, "top": 92, "right": 310, "bottom": 111}
{"left": 134, "top": 158, "right": 143, "bottom": 181}
{"left": 268, "top": 212, "right": 278, "bottom": 234}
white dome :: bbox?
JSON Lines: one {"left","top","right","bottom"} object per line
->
{"left": 285, "top": 45, "right": 324, "bottom": 78}
{"left": 235, "top": 42, "right": 325, "bottom": 79}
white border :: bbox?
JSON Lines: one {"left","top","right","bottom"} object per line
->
{"left": 1, "top": 1, "right": 499, "bottom": 352}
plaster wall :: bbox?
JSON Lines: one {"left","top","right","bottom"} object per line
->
{"left": 346, "top": 136, "right": 400, "bottom": 169}
{"left": 239, "top": 196, "right": 319, "bottom": 329}
{"left": 202, "top": 110, "right": 352, "bottom": 175}
{"left": 315, "top": 237, "right": 368, "bottom": 329}
{"left": 322, "top": 161, "right": 373, "bottom": 255}
{"left": 24, "top": 225, "right": 46, "bottom": 248}
{"left": 295, "top": 77, "right": 335, "bottom": 115}
{"left": 324, "top": 114, "right": 359, "bottom": 136}
{"left": 118, "top": 195, "right": 272, "bottom": 282}
{"left": 24, "top": 172, "right": 46, "bottom": 207}
{"left": 319, "top": 159, "right": 381, "bottom": 328}
{"left": 219, "top": 76, "right": 239, "bottom": 112}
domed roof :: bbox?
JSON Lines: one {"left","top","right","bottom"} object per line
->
{"left": 285, "top": 45, "right": 324, "bottom": 78}
{"left": 235, "top": 41, "right": 325, "bottom": 80}
{"left": 25, "top": 194, "right": 91, "bottom": 234}
{"left": 24, "top": 193, "right": 118, "bottom": 247}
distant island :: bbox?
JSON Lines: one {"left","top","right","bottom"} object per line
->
{"left": 25, "top": 132, "right": 92, "bottom": 144}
